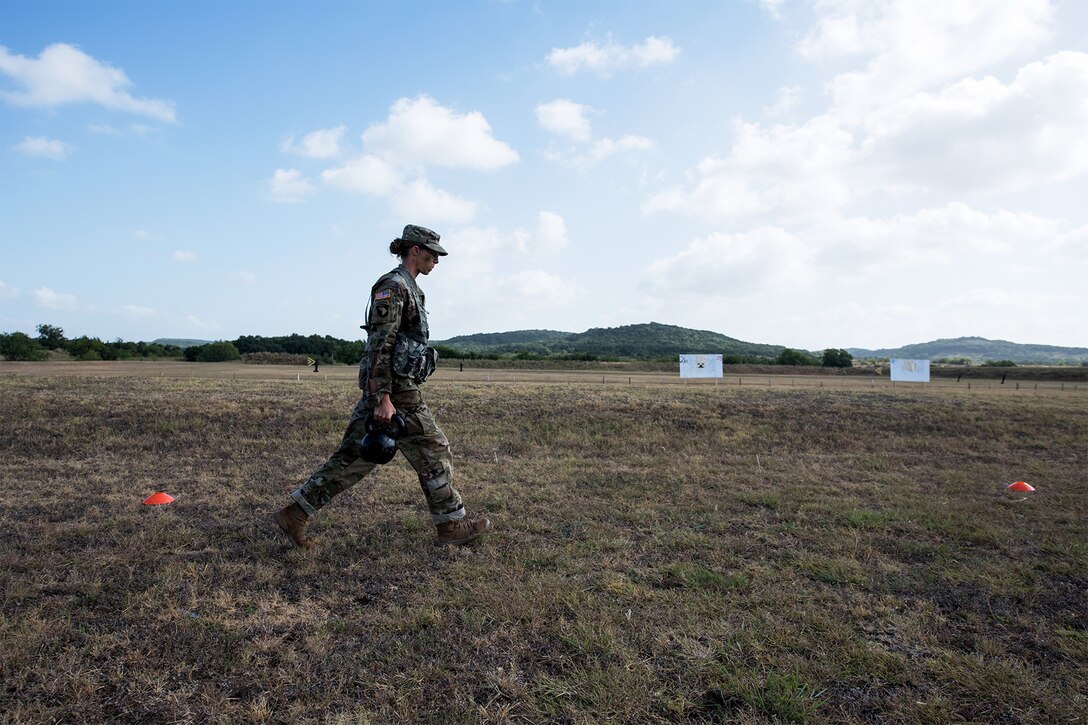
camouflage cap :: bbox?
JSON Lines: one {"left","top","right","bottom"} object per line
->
{"left": 397, "top": 224, "right": 448, "bottom": 256}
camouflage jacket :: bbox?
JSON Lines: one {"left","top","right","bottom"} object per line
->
{"left": 358, "top": 265, "right": 432, "bottom": 402}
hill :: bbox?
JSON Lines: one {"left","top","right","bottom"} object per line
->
{"left": 848, "top": 336, "right": 1088, "bottom": 364}
{"left": 152, "top": 338, "right": 212, "bottom": 349}
{"left": 435, "top": 322, "right": 784, "bottom": 359}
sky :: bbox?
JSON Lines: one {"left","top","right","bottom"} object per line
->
{"left": 1, "top": 0, "right": 1086, "bottom": 351}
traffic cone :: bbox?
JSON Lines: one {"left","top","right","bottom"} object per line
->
{"left": 1007, "top": 481, "right": 1035, "bottom": 493}
{"left": 143, "top": 492, "right": 175, "bottom": 505}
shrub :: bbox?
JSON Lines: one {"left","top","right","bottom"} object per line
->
{"left": 243, "top": 352, "right": 309, "bottom": 365}
{"left": 36, "top": 323, "right": 67, "bottom": 350}
{"left": 185, "top": 341, "right": 241, "bottom": 362}
{"left": 68, "top": 336, "right": 114, "bottom": 361}
{"left": 821, "top": 348, "right": 854, "bottom": 368}
{"left": 777, "top": 348, "right": 818, "bottom": 366}
{"left": 0, "top": 332, "right": 48, "bottom": 361}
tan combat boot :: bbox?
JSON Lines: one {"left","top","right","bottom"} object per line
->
{"left": 272, "top": 502, "right": 315, "bottom": 548}
{"left": 436, "top": 516, "right": 492, "bottom": 545}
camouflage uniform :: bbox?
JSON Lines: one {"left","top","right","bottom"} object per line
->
{"left": 290, "top": 264, "right": 465, "bottom": 524}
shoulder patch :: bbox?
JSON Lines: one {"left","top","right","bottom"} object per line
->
{"left": 374, "top": 290, "right": 392, "bottom": 301}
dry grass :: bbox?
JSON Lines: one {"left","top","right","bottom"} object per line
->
{"left": 1, "top": 365, "right": 1085, "bottom": 723}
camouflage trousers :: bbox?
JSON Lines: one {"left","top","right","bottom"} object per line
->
{"left": 291, "top": 388, "right": 465, "bottom": 524}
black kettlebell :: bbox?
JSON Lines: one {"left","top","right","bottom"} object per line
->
{"left": 359, "top": 411, "right": 407, "bottom": 464}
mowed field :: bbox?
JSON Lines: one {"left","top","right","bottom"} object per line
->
{"left": 1, "top": 363, "right": 1085, "bottom": 723}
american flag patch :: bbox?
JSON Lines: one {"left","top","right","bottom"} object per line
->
{"left": 374, "top": 290, "right": 392, "bottom": 301}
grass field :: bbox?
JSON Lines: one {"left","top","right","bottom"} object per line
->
{"left": 1, "top": 363, "right": 1085, "bottom": 723}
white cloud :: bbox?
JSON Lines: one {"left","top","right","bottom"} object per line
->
{"left": 14, "top": 136, "right": 71, "bottom": 160}
{"left": 0, "top": 43, "right": 176, "bottom": 122}
{"left": 535, "top": 211, "right": 569, "bottom": 254}
{"left": 764, "top": 85, "right": 802, "bottom": 117}
{"left": 644, "top": 227, "right": 815, "bottom": 299}
{"left": 34, "top": 287, "right": 78, "bottom": 310}
{"left": 548, "top": 134, "right": 655, "bottom": 171}
{"left": 128, "top": 123, "right": 157, "bottom": 137}
{"left": 435, "top": 214, "right": 572, "bottom": 289}
{"left": 536, "top": 99, "right": 592, "bottom": 141}
{"left": 321, "top": 154, "right": 402, "bottom": 196}
{"left": 547, "top": 36, "right": 681, "bottom": 76}
{"left": 645, "top": 3, "right": 1085, "bottom": 222}
{"left": 758, "top": 0, "right": 786, "bottom": 20}
{"left": 391, "top": 179, "right": 477, "bottom": 225}
{"left": 0, "top": 281, "right": 18, "bottom": 299}
{"left": 89, "top": 122, "right": 159, "bottom": 137}
{"left": 813, "top": 203, "right": 1061, "bottom": 280}
{"left": 235, "top": 271, "right": 256, "bottom": 284}
{"left": 283, "top": 96, "right": 513, "bottom": 223}
{"left": 173, "top": 250, "right": 196, "bottom": 263}
{"left": 186, "top": 315, "right": 218, "bottom": 331}
{"left": 800, "top": 0, "right": 1053, "bottom": 120}
{"left": 860, "top": 51, "right": 1088, "bottom": 191}
{"left": 121, "top": 304, "right": 157, "bottom": 318}
{"left": 280, "top": 125, "right": 346, "bottom": 159}
{"left": 644, "top": 202, "right": 1070, "bottom": 318}
{"left": 643, "top": 116, "right": 853, "bottom": 222}
{"left": 88, "top": 123, "right": 122, "bottom": 136}
{"left": 265, "top": 168, "right": 317, "bottom": 204}
{"left": 441, "top": 226, "right": 511, "bottom": 274}
{"left": 506, "top": 270, "right": 583, "bottom": 306}
{"left": 133, "top": 229, "right": 161, "bottom": 241}
{"left": 362, "top": 95, "right": 518, "bottom": 170}
{"left": 1048, "top": 223, "right": 1088, "bottom": 260}
{"left": 584, "top": 135, "right": 653, "bottom": 165}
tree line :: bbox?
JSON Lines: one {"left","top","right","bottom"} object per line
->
{"left": 0, "top": 324, "right": 184, "bottom": 361}
{"left": 1, "top": 324, "right": 855, "bottom": 368}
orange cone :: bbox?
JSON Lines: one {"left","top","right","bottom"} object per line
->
{"left": 1007, "top": 481, "right": 1035, "bottom": 493}
{"left": 143, "top": 492, "right": 176, "bottom": 505}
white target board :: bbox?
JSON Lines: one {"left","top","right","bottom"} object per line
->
{"left": 889, "top": 358, "right": 930, "bottom": 382}
{"left": 679, "top": 354, "right": 723, "bottom": 378}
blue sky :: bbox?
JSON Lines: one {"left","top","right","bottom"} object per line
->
{"left": 2, "top": 0, "right": 1086, "bottom": 349}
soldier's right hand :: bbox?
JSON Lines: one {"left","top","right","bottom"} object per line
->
{"left": 373, "top": 393, "right": 396, "bottom": 423}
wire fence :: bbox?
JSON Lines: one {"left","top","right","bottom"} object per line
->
{"left": 1, "top": 361, "right": 1084, "bottom": 395}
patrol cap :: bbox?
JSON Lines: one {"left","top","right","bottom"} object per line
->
{"left": 397, "top": 224, "right": 448, "bottom": 256}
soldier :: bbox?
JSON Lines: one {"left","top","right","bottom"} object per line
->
{"left": 273, "top": 224, "right": 491, "bottom": 548}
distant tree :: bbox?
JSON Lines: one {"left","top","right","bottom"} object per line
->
{"left": 67, "top": 336, "right": 112, "bottom": 361}
{"left": 36, "top": 323, "right": 67, "bottom": 350}
{"left": 431, "top": 344, "right": 465, "bottom": 360}
{"left": 821, "top": 348, "right": 854, "bottom": 368}
{"left": 191, "top": 341, "right": 241, "bottom": 362}
{"left": 935, "top": 357, "right": 973, "bottom": 366}
{"left": 776, "top": 348, "right": 818, "bottom": 366}
{"left": 0, "top": 332, "right": 48, "bottom": 361}
{"left": 982, "top": 360, "right": 1017, "bottom": 367}
{"left": 333, "top": 340, "right": 365, "bottom": 365}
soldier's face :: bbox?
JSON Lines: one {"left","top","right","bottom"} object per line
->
{"left": 416, "top": 247, "right": 439, "bottom": 275}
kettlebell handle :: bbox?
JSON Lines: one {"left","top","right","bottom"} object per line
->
{"left": 364, "top": 411, "right": 406, "bottom": 438}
